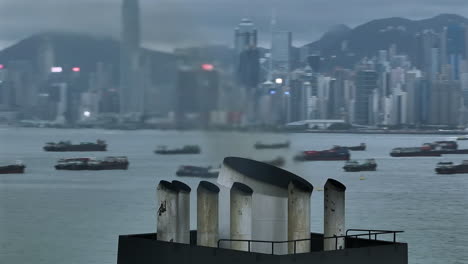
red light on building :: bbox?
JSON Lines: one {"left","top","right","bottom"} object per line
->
{"left": 201, "top": 64, "right": 214, "bottom": 71}
{"left": 72, "top": 67, "right": 81, "bottom": 72}
{"left": 0, "top": 64, "right": 4, "bottom": 69}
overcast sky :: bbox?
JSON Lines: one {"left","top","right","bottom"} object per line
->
{"left": 0, "top": 0, "right": 467, "bottom": 52}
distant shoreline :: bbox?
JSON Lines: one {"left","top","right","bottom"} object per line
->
{"left": 295, "top": 130, "right": 468, "bottom": 135}
{"left": 2, "top": 124, "right": 468, "bottom": 136}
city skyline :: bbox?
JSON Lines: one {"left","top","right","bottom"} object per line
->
{"left": 1, "top": 5, "right": 468, "bottom": 129}
{"left": 1, "top": 0, "right": 468, "bottom": 51}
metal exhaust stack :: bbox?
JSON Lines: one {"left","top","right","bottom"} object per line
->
{"left": 197, "top": 181, "right": 220, "bottom": 247}
{"left": 157, "top": 180, "right": 178, "bottom": 242}
{"left": 172, "top": 180, "right": 191, "bottom": 244}
{"left": 218, "top": 157, "right": 312, "bottom": 254}
{"left": 288, "top": 179, "right": 313, "bottom": 254}
{"left": 324, "top": 178, "right": 346, "bottom": 251}
{"left": 230, "top": 182, "right": 254, "bottom": 251}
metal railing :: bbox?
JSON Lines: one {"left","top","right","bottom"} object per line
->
{"left": 346, "top": 229, "right": 404, "bottom": 243}
{"left": 217, "top": 229, "right": 404, "bottom": 255}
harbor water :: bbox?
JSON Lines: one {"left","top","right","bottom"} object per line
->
{"left": 0, "top": 128, "right": 467, "bottom": 264}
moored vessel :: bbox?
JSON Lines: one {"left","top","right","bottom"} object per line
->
{"left": 0, "top": 161, "right": 26, "bottom": 174}
{"left": 55, "top": 156, "right": 129, "bottom": 170}
{"left": 423, "top": 141, "right": 468, "bottom": 155}
{"left": 154, "top": 145, "right": 201, "bottom": 155}
{"left": 44, "top": 140, "right": 107, "bottom": 152}
{"left": 343, "top": 159, "right": 377, "bottom": 172}
{"left": 390, "top": 147, "right": 441, "bottom": 157}
{"left": 254, "top": 141, "right": 290, "bottom": 149}
{"left": 435, "top": 161, "right": 468, "bottom": 174}
{"left": 336, "top": 143, "right": 366, "bottom": 151}
{"left": 294, "top": 147, "right": 350, "bottom": 161}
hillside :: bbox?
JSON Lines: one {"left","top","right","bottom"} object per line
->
{"left": 304, "top": 14, "right": 468, "bottom": 69}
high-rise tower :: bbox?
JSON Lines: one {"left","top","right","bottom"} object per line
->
{"left": 234, "top": 18, "right": 257, "bottom": 69}
{"left": 120, "top": 0, "right": 143, "bottom": 118}
{"left": 234, "top": 18, "right": 260, "bottom": 89}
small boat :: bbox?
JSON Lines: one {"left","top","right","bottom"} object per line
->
{"left": 154, "top": 145, "right": 201, "bottom": 155}
{"left": 176, "top": 166, "right": 218, "bottom": 178}
{"left": 55, "top": 157, "right": 129, "bottom": 170}
{"left": 0, "top": 161, "right": 26, "bottom": 174}
{"left": 334, "top": 143, "right": 366, "bottom": 151}
{"left": 435, "top": 161, "right": 468, "bottom": 174}
{"left": 254, "top": 141, "right": 290, "bottom": 149}
{"left": 457, "top": 135, "right": 468, "bottom": 141}
{"left": 44, "top": 140, "right": 107, "bottom": 152}
{"left": 347, "top": 143, "right": 366, "bottom": 151}
{"left": 294, "top": 147, "right": 350, "bottom": 161}
{"left": 261, "top": 157, "right": 286, "bottom": 167}
{"left": 343, "top": 159, "right": 377, "bottom": 172}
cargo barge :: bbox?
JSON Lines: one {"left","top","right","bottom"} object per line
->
{"left": 44, "top": 140, "right": 107, "bottom": 152}
{"left": 295, "top": 147, "right": 350, "bottom": 161}
{"left": 55, "top": 157, "right": 129, "bottom": 170}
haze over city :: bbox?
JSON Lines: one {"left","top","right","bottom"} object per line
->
{"left": 2, "top": 0, "right": 468, "bottom": 130}
{"left": 1, "top": 0, "right": 468, "bottom": 50}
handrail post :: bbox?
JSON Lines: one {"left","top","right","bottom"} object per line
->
{"left": 248, "top": 241, "right": 251, "bottom": 252}
{"left": 393, "top": 232, "right": 396, "bottom": 243}
{"left": 335, "top": 235, "right": 338, "bottom": 250}
{"left": 271, "top": 242, "right": 274, "bottom": 255}
{"left": 294, "top": 241, "right": 297, "bottom": 254}
{"left": 368, "top": 230, "right": 371, "bottom": 240}
{"left": 374, "top": 234, "right": 377, "bottom": 240}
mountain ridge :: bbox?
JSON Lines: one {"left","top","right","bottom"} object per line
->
{"left": 304, "top": 13, "right": 468, "bottom": 68}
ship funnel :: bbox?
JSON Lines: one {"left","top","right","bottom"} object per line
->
{"left": 172, "top": 180, "right": 191, "bottom": 244}
{"left": 157, "top": 180, "right": 178, "bottom": 242}
{"left": 324, "top": 178, "right": 346, "bottom": 251}
{"left": 230, "top": 182, "right": 254, "bottom": 251}
{"left": 218, "top": 157, "right": 312, "bottom": 254}
{"left": 197, "top": 181, "right": 220, "bottom": 247}
{"left": 288, "top": 179, "right": 313, "bottom": 253}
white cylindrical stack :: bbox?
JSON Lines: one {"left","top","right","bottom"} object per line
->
{"left": 288, "top": 180, "right": 313, "bottom": 254}
{"left": 197, "top": 181, "right": 220, "bottom": 247}
{"left": 218, "top": 157, "right": 313, "bottom": 255}
{"left": 230, "top": 182, "right": 253, "bottom": 251}
{"left": 157, "top": 180, "right": 179, "bottom": 242}
{"left": 324, "top": 178, "right": 346, "bottom": 251}
{"left": 172, "top": 180, "right": 191, "bottom": 244}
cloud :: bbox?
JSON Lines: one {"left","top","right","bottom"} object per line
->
{"left": 0, "top": 0, "right": 467, "bottom": 51}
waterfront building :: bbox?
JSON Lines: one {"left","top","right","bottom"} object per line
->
{"left": 430, "top": 79, "right": 462, "bottom": 126}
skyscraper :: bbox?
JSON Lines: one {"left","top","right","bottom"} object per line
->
{"left": 120, "top": 0, "right": 143, "bottom": 118}
{"left": 234, "top": 18, "right": 257, "bottom": 69}
{"left": 430, "top": 79, "right": 462, "bottom": 126}
{"left": 354, "top": 70, "right": 378, "bottom": 125}
{"left": 234, "top": 19, "right": 259, "bottom": 88}
{"left": 271, "top": 31, "right": 292, "bottom": 73}
{"left": 446, "top": 24, "right": 466, "bottom": 80}
{"left": 415, "top": 30, "right": 439, "bottom": 78}
{"left": 175, "top": 64, "right": 220, "bottom": 128}
{"left": 238, "top": 48, "right": 260, "bottom": 88}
